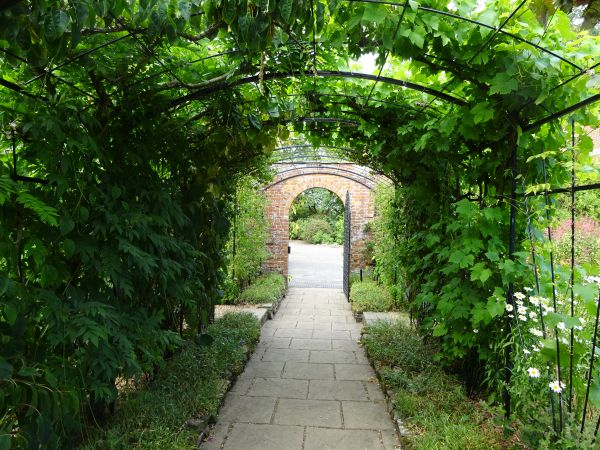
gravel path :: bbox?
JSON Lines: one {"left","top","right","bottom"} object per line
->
{"left": 288, "top": 241, "right": 343, "bottom": 289}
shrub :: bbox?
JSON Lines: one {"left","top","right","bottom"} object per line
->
{"left": 226, "top": 177, "right": 270, "bottom": 285}
{"left": 299, "top": 216, "right": 334, "bottom": 243}
{"left": 79, "top": 312, "right": 260, "bottom": 449}
{"left": 238, "top": 273, "right": 286, "bottom": 304}
{"left": 349, "top": 280, "right": 394, "bottom": 313}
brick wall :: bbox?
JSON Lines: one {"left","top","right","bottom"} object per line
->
{"left": 262, "top": 164, "right": 379, "bottom": 277}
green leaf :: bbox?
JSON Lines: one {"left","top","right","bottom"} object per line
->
{"left": 60, "top": 217, "right": 75, "bottom": 235}
{"left": 279, "top": 0, "right": 293, "bottom": 23}
{"left": 408, "top": 27, "right": 425, "bottom": 48}
{"left": 63, "top": 239, "right": 76, "bottom": 258}
{"left": 79, "top": 206, "right": 89, "bottom": 222}
{"left": 486, "top": 297, "right": 504, "bottom": 318}
{"left": 470, "top": 102, "right": 494, "bottom": 124}
{"left": 433, "top": 323, "right": 447, "bottom": 336}
{"left": 16, "top": 192, "right": 58, "bottom": 226}
{"left": 455, "top": 198, "right": 477, "bottom": 220}
{"left": 111, "top": 186, "right": 122, "bottom": 199}
{"left": 3, "top": 304, "right": 17, "bottom": 325}
{"left": 46, "top": 10, "right": 71, "bottom": 40}
{"left": 408, "top": 0, "right": 419, "bottom": 11}
{"left": 44, "top": 370, "right": 58, "bottom": 388}
{"left": 0, "top": 358, "right": 13, "bottom": 380}
{"left": 363, "top": 4, "right": 387, "bottom": 24}
{"left": 489, "top": 72, "right": 519, "bottom": 95}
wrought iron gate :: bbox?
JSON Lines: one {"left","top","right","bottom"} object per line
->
{"left": 343, "top": 191, "right": 351, "bottom": 301}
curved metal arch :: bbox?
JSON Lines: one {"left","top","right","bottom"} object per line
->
{"left": 239, "top": 92, "right": 441, "bottom": 117}
{"left": 270, "top": 158, "right": 391, "bottom": 180}
{"left": 272, "top": 165, "right": 383, "bottom": 184}
{"left": 267, "top": 116, "right": 360, "bottom": 127}
{"left": 273, "top": 144, "right": 368, "bottom": 159}
{"left": 345, "top": 0, "right": 583, "bottom": 72}
{"left": 170, "top": 70, "right": 468, "bottom": 109}
{"left": 264, "top": 170, "right": 376, "bottom": 191}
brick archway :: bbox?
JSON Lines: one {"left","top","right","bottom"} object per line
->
{"left": 262, "top": 163, "right": 381, "bottom": 278}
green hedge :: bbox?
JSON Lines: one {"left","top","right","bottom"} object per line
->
{"left": 349, "top": 280, "right": 394, "bottom": 313}
{"left": 362, "top": 321, "right": 508, "bottom": 449}
{"left": 79, "top": 312, "right": 261, "bottom": 449}
{"left": 238, "top": 273, "right": 286, "bottom": 304}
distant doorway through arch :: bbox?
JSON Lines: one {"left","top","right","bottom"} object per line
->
{"left": 287, "top": 187, "right": 344, "bottom": 288}
{"left": 262, "top": 163, "right": 379, "bottom": 281}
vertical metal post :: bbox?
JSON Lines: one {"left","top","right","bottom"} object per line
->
{"left": 569, "top": 118, "right": 576, "bottom": 412}
{"left": 542, "top": 158, "right": 563, "bottom": 433}
{"left": 232, "top": 189, "right": 237, "bottom": 279}
{"left": 343, "top": 191, "right": 351, "bottom": 301}
{"left": 503, "top": 140, "right": 518, "bottom": 419}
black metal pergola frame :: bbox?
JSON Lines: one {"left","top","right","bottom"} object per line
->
{"left": 1, "top": 0, "right": 600, "bottom": 440}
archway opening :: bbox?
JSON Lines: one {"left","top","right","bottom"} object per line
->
{"left": 287, "top": 188, "right": 345, "bottom": 288}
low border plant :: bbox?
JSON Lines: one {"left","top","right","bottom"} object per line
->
{"left": 237, "top": 273, "right": 286, "bottom": 305}
{"left": 349, "top": 279, "right": 394, "bottom": 313}
{"left": 78, "top": 312, "right": 260, "bottom": 449}
{"left": 362, "top": 320, "right": 517, "bottom": 449}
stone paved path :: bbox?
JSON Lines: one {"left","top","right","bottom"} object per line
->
{"left": 201, "top": 288, "right": 400, "bottom": 450}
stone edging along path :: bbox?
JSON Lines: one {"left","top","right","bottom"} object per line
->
{"left": 199, "top": 287, "right": 401, "bottom": 450}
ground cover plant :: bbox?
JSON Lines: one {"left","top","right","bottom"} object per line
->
{"left": 362, "top": 320, "right": 513, "bottom": 449}
{"left": 237, "top": 273, "right": 286, "bottom": 305}
{"left": 349, "top": 279, "right": 395, "bottom": 313}
{"left": 0, "top": 0, "right": 598, "bottom": 447}
{"left": 78, "top": 312, "right": 260, "bottom": 449}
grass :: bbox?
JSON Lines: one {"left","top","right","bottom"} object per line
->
{"left": 238, "top": 272, "right": 286, "bottom": 304}
{"left": 78, "top": 312, "right": 261, "bottom": 449}
{"left": 361, "top": 320, "right": 515, "bottom": 450}
{"left": 349, "top": 279, "right": 394, "bottom": 313}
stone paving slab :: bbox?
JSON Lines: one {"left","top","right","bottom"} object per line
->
{"left": 201, "top": 287, "right": 400, "bottom": 450}
{"left": 304, "top": 427, "right": 383, "bottom": 450}
{"left": 274, "top": 398, "right": 342, "bottom": 427}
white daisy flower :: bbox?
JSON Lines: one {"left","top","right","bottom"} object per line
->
{"left": 557, "top": 322, "right": 566, "bottom": 331}
{"left": 549, "top": 381, "right": 563, "bottom": 393}
{"left": 523, "top": 349, "right": 531, "bottom": 355}
{"left": 524, "top": 287, "right": 533, "bottom": 292}
{"left": 519, "top": 315, "right": 528, "bottom": 322}
{"left": 473, "top": 329, "right": 479, "bottom": 334}
{"left": 527, "top": 367, "right": 540, "bottom": 378}
{"left": 531, "top": 328, "right": 543, "bottom": 337}
{"left": 517, "top": 305, "right": 528, "bottom": 314}
{"left": 548, "top": 380, "right": 566, "bottom": 394}
{"left": 506, "top": 303, "right": 514, "bottom": 312}
{"left": 514, "top": 292, "right": 526, "bottom": 300}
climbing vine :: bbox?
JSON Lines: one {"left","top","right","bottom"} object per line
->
{"left": 0, "top": 0, "right": 598, "bottom": 447}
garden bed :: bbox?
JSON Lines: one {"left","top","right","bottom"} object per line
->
{"left": 78, "top": 312, "right": 261, "bottom": 449}
{"left": 360, "top": 320, "right": 521, "bottom": 449}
